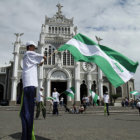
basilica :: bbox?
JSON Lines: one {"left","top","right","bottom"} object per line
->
{"left": 0, "top": 4, "right": 135, "bottom": 105}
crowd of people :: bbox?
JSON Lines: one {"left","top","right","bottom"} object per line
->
{"left": 35, "top": 86, "right": 111, "bottom": 116}
{"left": 121, "top": 97, "right": 139, "bottom": 108}
{"left": 35, "top": 86, "right": 140, "bottom": 117}
{"left": 121, "top": 97, "right": 140, "bottom": 114}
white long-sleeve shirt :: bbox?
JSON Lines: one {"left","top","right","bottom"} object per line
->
{"left": 52, "top": 92, "right": 60, "bottom": 103}
{"left": 103, "top": 94, "right": 109, "bottom": 103}
{"left": 37, "top": 91, "right": 44, "bottom": 102}
{"left": 22, "top": 51, "right": 43, "bottom": 88}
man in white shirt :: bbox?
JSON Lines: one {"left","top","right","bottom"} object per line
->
{"left": 36, "top": 87, "right": 46, "bottom": 119}
{"left": 20, "top": 41, "right": 46, "bottom": 140}
{"left": 52, "top": 88, "right": 60, "bottom": 115}
{"left": 103, "top": 86, "right": 110, "bottom": 116}
{"left": 136, "top": 99, "right": 140, "bottom": 115}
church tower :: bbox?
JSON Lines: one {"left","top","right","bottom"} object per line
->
{"left": 38, "top": 3, "right": 79, "bottom": 104}
{"left": 11, "top": 33, "right": 23, "bottom": 104}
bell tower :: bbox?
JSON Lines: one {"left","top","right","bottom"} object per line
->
{"left": 10, "top": 33, "right": 23, "bottom": 105}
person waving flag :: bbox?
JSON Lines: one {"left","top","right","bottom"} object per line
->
{"left": 64, "top": 87, "right": 75, "bottom": 99}
{"left": 89, "top": 89, "right": 98, "bottom": 105}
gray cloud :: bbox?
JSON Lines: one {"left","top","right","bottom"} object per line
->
{"left": 0, "top": 0, "right": 140, "bottom": 90}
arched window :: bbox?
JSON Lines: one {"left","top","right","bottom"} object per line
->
{"left": 55, "top": 27, "right": 57, "bottom": 34}
{"left": 65, "top": 28, "right": 67, "bottom": 34}
{"left": 49, "top": 27, "right": 51, "bottom": 33}
{"left": 16, "top": 79, "right": 23, "bottom": 104}
{"left": 0, "top": 84, "right": 4, "bottom": 101}
{"left": 71, "top": 54, "right": 74, "bottom": 65}
{"left": 80, "top": 80, "right": 87, "bottom": 103}
{"left": 44, "top": 46, "right": 56, "bottom": 65}
{"left": 67, "top": 51, "right": 70, "bottom": 65}
{"left": 52, "top": 48, "right": 55, "bottom": 65}
{"left": 130, "top": 87, "right": 132, "bottom": 98}
{"left": 59, "top": 27, "right": 61, "bottom": 33}
{"left": 48, "top": 46, "right": 52, "bottom": 65}
{"left": 44, "top": 48, "right": 48, "bottom": 65}
{"left": 62, "top": 27, "right": 64, "bottom": 34}
{"left": 116, "top": 86, "right": 122, "bottom": 97}
{"left": 91, "top": 81, "right": 96, "bottom": 92}
{"left": 52, "top": 27, "right": 54, "bottom": 34}
{"left": 68, "top": 27, "right": 70, "bottom": 34}
{"left": 103, "top": 86, "right": 108, "bottom": 93}
{"left": 63, "top": 52, "right": 66, "bottom": 65}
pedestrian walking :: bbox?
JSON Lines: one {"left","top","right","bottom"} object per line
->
{"left": 125, "top": 97, "right": 129, "bottom": 107}
{"left": 36, "top": 87, "right": 46, "bottom": 119}
{"left": 121, "top": 99, "right": 125, "bottom": 107}
{"left": 103, "top": 87, "right": 110, "bottom": 116}
{"left": 52, "top": 88, "right": 60, "bottom": 115}
{"left": 136, "top": 99, "right": 140, "bottom": 116}
{"left": 20, "top": 41, "right": 46, "bottom": 140}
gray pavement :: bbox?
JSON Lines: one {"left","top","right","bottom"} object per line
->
{"left": 0, "top": 111, "right": 140, "bottom": 140}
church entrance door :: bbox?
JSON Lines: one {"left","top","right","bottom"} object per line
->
{"left": 51, "top": 81, "right": 67, "bottom": 104}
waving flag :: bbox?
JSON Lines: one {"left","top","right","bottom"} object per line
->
{"left": 130, "top": 91, "right": 140, "bottom": 96}
{"left": 46, "top": 97, "right": 56, "bottom": 100}
{"left": 89, "top": 89, "right": 98, "bottom": 104}
{"left": 64, "top": 87, "right": 75, "bottom": 99}
{"left": 58, "top": 33, "right": 138, "bottom": 87}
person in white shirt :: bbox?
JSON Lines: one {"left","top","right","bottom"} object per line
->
{"left": 60, "top": 97, "right": 64, "bottom": 106}
{"left": 52, "top": 88, "right": 60, "bottom": 115}
{"left": 36, "top": 87, "right": 46, "bottom": 119}
{"left": 136, "top": 99, "right": 140, "bottom": 115}
{"left": 20, "top": 41, "right": 46, "bottom": 140}
{"left": 103, "top": 86, "right": 110, "bottom": 116}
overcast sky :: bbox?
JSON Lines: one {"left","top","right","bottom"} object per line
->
{"left": 0, "top": 0, "right": 140, "bottom": 90}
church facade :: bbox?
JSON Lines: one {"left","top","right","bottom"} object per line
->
{"left": 0, "top": 4, "right": 135, "bottom": 105}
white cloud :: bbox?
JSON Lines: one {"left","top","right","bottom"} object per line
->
{"left": 0, "top": 0, "right": 140, "bottom": 90}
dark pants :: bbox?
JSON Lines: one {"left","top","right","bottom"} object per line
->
{"left": 137, "top": 107, "right": 140, "bottom": 115}
{"left": 20, "top": 86, "right": 36, "bottom": 140}
{"left": 53, "top": 102, "right": 59, "bottom": 115}
{"left": 104, "top": 103, "right": 110, "bottom": 116}
{"left": 36, "top": 102, "right": 46, "bottom": 119}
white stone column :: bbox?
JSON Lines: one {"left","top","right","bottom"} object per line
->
{"left": 74, "top": 62, "right": 80, "bottom": 104}
{"left": 67, "top": 78, "right": 72, "bottom": 102}
{"left": 46, "top": 79, "right": 51, "bottom": 97}
{"left": 98, "top": 68, "right": 103, "bottom": 99}
{"left": 87, "top": 72, "right": 92, "bottom": 96}
{"left": 38, "top": 33, "right": 45, "bottom": 93}
{"left": 11, "top": 42, "right": 20, "bottom": 102}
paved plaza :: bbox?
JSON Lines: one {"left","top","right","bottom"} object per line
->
{"left": 0, "top": 110, "right": 140, "bottom": 140}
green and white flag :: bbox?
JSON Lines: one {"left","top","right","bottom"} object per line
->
{"left": 64, "top": 87, "right": 75, "bottom": 99}
{"left": 46, "top": 97, "right": 56, "bottom": 100}
{"left": 130, "top": 91, "right": 140, "bottom": 96}
{"left": 89, "top": 89, "right": 98, "bottom": 103}
{"left": 58, "top": 33, "right": 138, "bottom": 87}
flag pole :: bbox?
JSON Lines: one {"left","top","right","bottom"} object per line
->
{"left": 43, "top": 50, "right": 60, "bottom": 64}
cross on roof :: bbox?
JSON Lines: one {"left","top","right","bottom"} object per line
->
{"left": 56, "top": 3, "right": 63, "bottom": 15}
